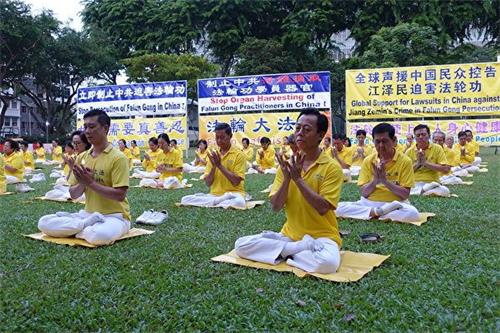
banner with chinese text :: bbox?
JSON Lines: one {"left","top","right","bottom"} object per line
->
{"left": 77, "top": 116, "right": 188, "bottom": 150}
{"left": 199, "top": 112, "right": 331, "bottom": 147}
{"left": 198, "top": 72, "right": 330, "bottom": 114}
{"left": 77, "top": 81, "right": 188, "bottom": 118}
{"left": 346, "top": 62, "right": 500, "bottom": 119}
{"left": 346, "top": 119, "right": 500, "bottom": 146}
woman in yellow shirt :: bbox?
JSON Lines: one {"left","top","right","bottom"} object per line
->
{"left": 62, "top": 142, "right": 76, "bottom": 176}
{"left": 183, "top": 139, "right": 208, "bottom": 173}
{"left": 3, "top": 139, "right": 25, "bottom": 183}
{"left": 118, "top": 139, "right": 133, "bottom": 169}
{"left": 20, "top": 142, "right": 35, "bottom": 171}
{"left": 51, "top": 140, "right": 63, "bottom": 163}
{"left": 241, "top": 138, "right": 254, "bottom": 168}
{"left": 130, "top": 140, "right": 141, "bottom": 165}
{"left": 34, "top": 141, "right": 46, "bottom": 162}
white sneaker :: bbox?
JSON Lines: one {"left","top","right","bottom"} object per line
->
{"left": 30, "top": 173, "right": 46, "bottom": 183}
{"left": 149, "top": 210, "right": 168, "bottom": 225}
{"left": 136, "top": 209, "right": 155, "bottom": 224}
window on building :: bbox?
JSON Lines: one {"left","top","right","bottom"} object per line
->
{"left": 4, "top": 117, "right": 11, "bottom": 126}
{"left": 12, "top": 118, "right": 18, "bottom": 127}
{"left": 10, "top": 100, "right": 17, "bottom": 109}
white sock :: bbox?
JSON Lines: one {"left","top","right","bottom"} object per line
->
{"left": 82, "top": 212, "right": 104, "bottom": 228}
{"left": 374, "top": 201, "right": 403, "bottom": 216}
{"left": 213, "top": 193, "right": 233, "bottom": 205}
{"left": 280, "top": 235, "right": 320, "bottom": 258}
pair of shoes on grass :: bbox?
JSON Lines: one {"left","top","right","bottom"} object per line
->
{"left": 136, "top": 209, "right": 168, "bottom": 225}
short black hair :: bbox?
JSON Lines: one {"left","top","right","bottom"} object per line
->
{"left": 21, "top": 141, "right": 29, "bottom": 148}
{"left": 356, "top": 129, "right": 367, "bottom": 137}
{"left": 5, "top": 139, "right": 20, "bottom": 151}
{"left": 214, "top": 122, "right": 232, "bottom": 136}
{"left": 260, "top": 137, "right": 271, "bottom": 145}
{"left": 372, "top": 123, "right": 396, "bottom": 140}
{"left": 297, "top": 108, "right": 328, "bottom": 134}
{"left": 131, "top": 140, "right": 137, "bottom": 145}
{"left": 433, "top": 131, "right": 446, "bottom": 139}
{"left": 171, "top": 139, "right": 177, "bottom": 145}
{"left": 65, "top": 141, "right": 74, "bottom": 150}
{"left": 83, "top": 109, "right": 111, "bottom": 128}
{"left": 71, "top": 130, "right": 91, "bottom": 150}
{"left": 242, "top": 138, "right": 250, "bottom": 145}
{"left": 457, "top": 131, "right": 467, "bottom": 138}
{"left": 118, "top": 139, "right": 127, "bottom": 147}
{"left": 414, "top": 124, "right": 430, "bottom": 135}
{"left": 287, "top": 133, "right": 296, "bottom": 143}
{"left": 197, "top": 139, "right": 208, "bottom": 148}
{"left": 464, "top": 129, "right": 473, "bottom": 135}
{"left": 148, "top": 137, "right": 159, "bottom": 145}
{"left": 158, "top": 133, "right": 170, "bottom": 144}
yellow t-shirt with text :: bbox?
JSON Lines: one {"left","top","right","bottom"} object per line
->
{"left": 358, "top": 151, "right": 414, "bottom": 202}
{"left": 204, "top": 145, "right": 246, "bottom": 196}
{"left": 406, "top": 143, "right": 447, "bottom": 182}
{"left": 453, "top": 143, "right": 475, "bottom": 164}
{"left": 270, "top": 150, "right": 343, "bottom": 247}
{"left": 157, "top": 149, "right": 183, "bottom": 180}
{"left": 68, "top": 145, "right": 131, "bottom": 221}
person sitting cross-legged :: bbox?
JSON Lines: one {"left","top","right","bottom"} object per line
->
{"left": 453, "top": 131, "right": 480, "bottom": 174}
{"left": 132, "top": 137, "right": 162, "bottom": 179}
{"left": 336, "top": 123, "right": 420, "bottom": 223}
{"left": 234, "top": 109, "right": 344, "bottom": 274}
{"left": 432, "top": 131, "right": 465, "bottom": 185}
{"left": 38, "top": 109, "right": 131, "bottom": 245}
{"left": 349, "top": 129, "right": 373, "bottom": 176}
{"left": 465, "top": 129, "right": 481, "bottom": 164}
{"left": 330, "top": 133, "right": 353, "bottom": 182}
{"left": 180, "top": 123, "right": 247, "bottom": 209}
{"left": 183, "top": 139, "right": 208, "bottom": 173}
{"left": 406, "top": 124, "right": 451, "bottom": 196}
{"left": 248, "top": 137, "right": 276, "bottom": 174}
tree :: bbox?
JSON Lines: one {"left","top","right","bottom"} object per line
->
{"left": 0, "top": 0, "right": 58, "bottom": 133}
{"left": 122, "top": 53, "right": 219, "bottom": 102}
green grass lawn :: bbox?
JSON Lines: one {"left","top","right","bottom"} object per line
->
{"left": 1, "top": 148, "right": 498, "bottom": 331}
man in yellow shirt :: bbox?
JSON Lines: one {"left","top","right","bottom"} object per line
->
{"left": 181, "top": 123, "right": 247, "bottom": 209}
{"left": 3, "top": 139, "right": 25, "bottom": 183}
{"left": 404, "top": 133, "right": 415, "bottom": 153}
{"left": 336, "top": 123, "right": 420, "bottom": 223}
{"left": 38, "top": 109, "right": 131, "bottom": 245}
{"left": 249, "top": 137, "right": 276, "bottom": 174}
{"left": 330, "top": 133, "right": 352, "bottom": 182}
{"left": 321, "top": 136, "right": 331, "bottom": 151}
{"left": 453, "top": 131, "right": 480, "bottom": 173}
{"left": 465, "top": 130, "right": 481, "bottom": 162}
{"left": 234, "top": 109, "right": 343, "bottom": 274}
{"left": 241, "top": 138, "right": 254, "bottom": 169}
{"left": 350, "top": 129, "right": 374, "bottom": 176}
{"left": 20, "top": 142, "right": 35, "bottom": 173}
{"left": 432, "top": 131, "right": 466, "bottom": 185}
{"left": 51, "top": 140, "right": 63, "bottom": 163}
{"left": 0, "top": 153, "right": 6, "bottom": 193}
{"left": 140, "top": 133, "right": 184, "bottom": 188}
{"left": 406, "top": 124, "right": 451, "bottom": 196}
{"left": 183, "top": 139, "right": 208, "bottom": 173}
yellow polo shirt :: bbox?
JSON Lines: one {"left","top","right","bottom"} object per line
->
{"left": 256, "top": 147, "right": 275, "bottom": 169}
{"left": 242, "top": 147, "right": 254, "bottom": 162}
{"left": 270, "top": 150, "right": 343, "bottom": 246}
{"left": 142, "top": 149, "right": 162, "bottom": 172}
{"left": 195, "top": 150, "right": 208, "bottom": 166}
{"left": 0, "top": 154, "right": 6, "bottom": 193}
{"left": 157, "top": 149, "right": 183, "bottom": 180}
{"left": 453, "top": 143, "right": 475, "bottom": 164}
{"left": 131, "top": 146, "right": 140, "bottom": 159}
{"left": 332, "top": 146, "right": 353, "bottom": 167}
{"left": 406, "top": 143, "right": 447, "bottom": 182}
{"left": 68, "top": 145, "right": 130, "bottom": 221}
{"left": 443, "top": 146, "right": 459, "bottom": 167}
{"left": 468, "top": 140, "right": 480, "bottom": 155}
{"left": 358, "top": 151, "right": 414, "bottom": 202}
{"left": 204, "top": 145, "right": 246, "bottom": 196}
{"left": 395, "top": 143, "right": 405, "bottom": 154}
{"left": 35, "top": 147, "right": 45, "bottom": 160}
{"left": 24, "top": 151, "right": 35, "bottom": 169}
{"left": 4, "top": 151, "right": 25, "bottom": 180}
{"left": 351, "top": 144, "right": 374, "bottom": 167}
{"left": 51, "top": 146, "right": 63, "bottom": 162}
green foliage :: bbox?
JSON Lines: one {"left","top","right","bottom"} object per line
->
{"left": 1, "top": 148, "right": 499, "bottom": 331}
{"left": 122, "top": 53, "right": 219, "bottom": 101}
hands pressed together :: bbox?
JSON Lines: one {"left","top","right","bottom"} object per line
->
{"left": 276, "top": 152, "right": 304, "bottom": 181}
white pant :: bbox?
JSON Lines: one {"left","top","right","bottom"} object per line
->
{"left": 234, "top": 233, "right": 340, "bottom": 274}
{"left": 440, "top": 175, "right": 464, "bottom": 185}
{"left": 463, "top": 165, "right": 480, "bottom": 173}
{"left": 6, "top": 175, "right": 20, "bottom": 184}
{"left": 132, "top": 170, "right": 161, "bottom": 179}
{"left": 411, "top": 181, "right": 450, "bottom": 196}
{"left": 180, "top": 192, "right": 246, "bottom": 209}
{"left": 45, "top": 186, "right": 71, "bottom": 200}
{"left": 350, "top": 166, "right": 361, "bottom": 176}
{"left": 473, "top": 157, "right": 481, "bottom": 165}
{"left": 246, "top": 167, "right": 259, "bottom": 174}
{"left": 139, "top": 176, "right": 183, "bottom": 189}
{"left": 183, "top": 163, "right": 206, "bottom": 173}
{"left": 38, "top": 210, "right": 130, "bottom": 245}
{"left": 451, "top": 167, "right": 469, "bottom": 177}
{"left": 336, "top": 197, "right": 420, "bottom": 223}
{"left": 132, "top": 159, "right": 141, "bottom": 165}
{"left": 342, "top": 169, "right": 352, "bottom": 182}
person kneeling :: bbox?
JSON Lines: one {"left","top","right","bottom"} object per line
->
{"left": 234, "top": 109, "right": 343, "bottom": 274}
{"left": 336, "top": 123, "right": 420, "bottom": 223}
{"left": 38, "top": 110, "right": 131, "bottom": 245}
{"left": 181, "top": 123, "right": 247, "bottom": 208}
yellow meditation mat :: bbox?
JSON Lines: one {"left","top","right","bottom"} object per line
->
{"left": 449, "top": 181, "right": 473, "bottom": 186}
{"left": 24, "top": 228, "right": 155, "bottom": 248}
{"left": 211, "top": 249, "right": 390, "bottom": 282}
{"left": 0, "top": 192, "right": 14, "bottom": 196}
{"left": 132, "top": 183, "right": 193, "bottom": 190}
{"left": 379, "top": 212, "right": 435, "bottom": 226}
{"left": 478, "top": 168, "right": 488, "bottom": 173}
{"left": 35, "top": 196, "right": 85, "bottom": 204}
{"left": 175, "top": 200, "right": 265, "bottom": 210}
{"left": 423, "top": 193, "right": 459, "bottom": 198}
